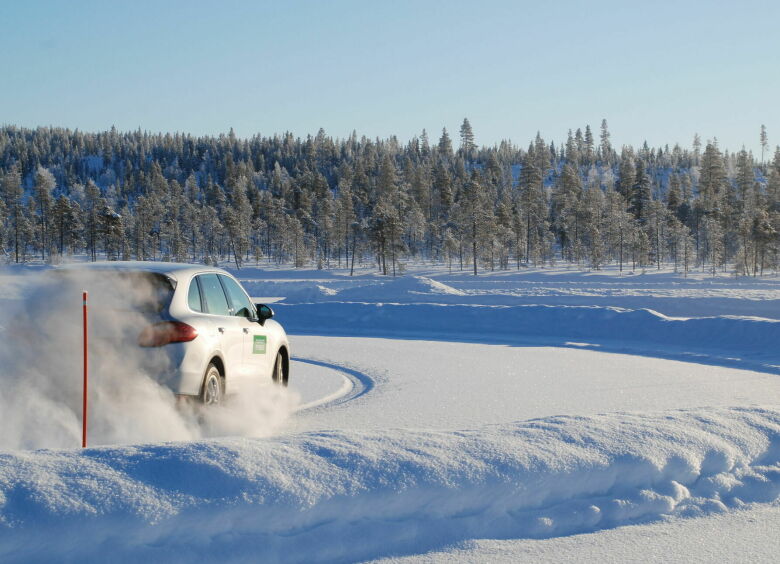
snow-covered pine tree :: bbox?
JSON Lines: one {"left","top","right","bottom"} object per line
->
{"left": 459, "top": 118, "right": 476, "bottom": 163}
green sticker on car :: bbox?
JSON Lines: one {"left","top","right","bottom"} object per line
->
{"left": 253, "top": 335, "right": 267, "bottom": 354}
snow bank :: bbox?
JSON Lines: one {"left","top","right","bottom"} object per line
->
{"left": 240, "top": 276, "right": 464, "bottom": 303}
{"left": 276, "top": 302, "right": 780, "bottom": 365}
{"left": 242, "top": 281, "right": 340, "bottom": 302}
{"left": 335, "top": 276, "right": 465, "bottom": 300}
{"left": 235, "top": 268, "right": 780, "bottom": 318}
{"left": 2, "top": 407, "right": 780, "bottom": 562}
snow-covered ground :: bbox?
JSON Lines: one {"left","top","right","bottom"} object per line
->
{"left": 1, "top": 263, "right": 779, "bottom": 563}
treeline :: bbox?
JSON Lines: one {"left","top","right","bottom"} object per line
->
{"left": 0, "top": 121, "right": 778, "bottom": 275}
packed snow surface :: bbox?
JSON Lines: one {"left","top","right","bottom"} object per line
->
{"left": 372, "top": 504, "right": 780, "bottom": 563}
{"left": 1, "top": 263, "right": 780, "bottom": 562}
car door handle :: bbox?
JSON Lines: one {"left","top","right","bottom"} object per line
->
{"left": 243, "top": 328, "right": 249, "bottom": 334}
{"left": 217, "top": 327, "right": 225, "bottom": 333}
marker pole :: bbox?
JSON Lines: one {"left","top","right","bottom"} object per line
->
{"left": 82, "top": 291, "right": 88, "bottom": 449}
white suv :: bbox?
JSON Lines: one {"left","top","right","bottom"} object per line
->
{"left": 59, "top": 262, "right": 290, "bottom": 405}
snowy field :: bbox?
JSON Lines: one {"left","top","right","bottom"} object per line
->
{"left": 1, "top": 263, "right": 780, "bottom": 562}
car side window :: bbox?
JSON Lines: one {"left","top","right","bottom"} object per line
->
{"left": 219, "top": 274, "right": 255, "bottom": 318}
{"left": 198, "top": 274, "right": 231, "bottom": 316}
{"left": 187, "top": 278, "right": 203, "bottom": 312}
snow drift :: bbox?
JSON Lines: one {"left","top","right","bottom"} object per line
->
{"left": 334, "top": 275, "right": 465, "bottom": 299}
{"left": 1, "top": 407, "right": 780, "bottom": 563}
{"left": 239, "top": 275, "right": 465, "bottom": 303}
{"left": 240, "top": 270, "right": 780, "bottom": 319}
{"left": 276, "top": 301, "right": 780, "bottom": 368}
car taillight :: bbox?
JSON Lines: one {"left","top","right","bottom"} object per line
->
{"left": 138, "top": 321, "right": 198, "bottom": 347}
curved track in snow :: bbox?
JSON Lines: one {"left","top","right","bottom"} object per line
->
{"left": 291, "top": 357, "right": 376, "bottom": 412}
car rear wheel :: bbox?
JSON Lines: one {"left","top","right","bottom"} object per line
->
{"left": 272, "top": 351, "right": 287, "bottom": 387}
{"left": 201, "top": 363, "right": 223, "bottom": 405}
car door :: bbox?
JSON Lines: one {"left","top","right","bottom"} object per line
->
{"left": 197, "top": 273, "right": 247, "bottom": 390}
{"left": 218, "top": 274, "right": 271, "bottom": 382}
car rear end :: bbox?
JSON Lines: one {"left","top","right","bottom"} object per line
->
{"left": 50, "top": 264, "right": 203, "bottom": 396}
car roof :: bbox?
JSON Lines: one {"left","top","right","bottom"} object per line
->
{"left": 56, "top": 261, "right": 227, "bottom": 281}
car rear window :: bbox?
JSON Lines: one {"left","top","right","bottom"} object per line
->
{"left": 188, "top": 279, "right": 203, "bottom": 312}
{"left": 136, "top": 273, "right": 175, "bottom": 313}
{"left": 198, "top": 274, "right": 230, "bottom": 316}
{"left": 49, "top": 269, "right": 174, "bottom": 314}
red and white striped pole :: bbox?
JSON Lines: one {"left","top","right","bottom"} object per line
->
{"left": 82, "top": 291, "right": 88, "bottom": 449}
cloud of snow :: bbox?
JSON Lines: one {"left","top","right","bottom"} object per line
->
{"left": 0, "top": 269, "right": 298, "bottom": 450}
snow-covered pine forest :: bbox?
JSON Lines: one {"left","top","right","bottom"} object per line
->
{"left": 0, "top": 121, "right": 777, "bottom": 275}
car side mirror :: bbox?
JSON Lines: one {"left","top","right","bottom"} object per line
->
{"left": 256, "top": 304, "right": 274, "bottom": 325}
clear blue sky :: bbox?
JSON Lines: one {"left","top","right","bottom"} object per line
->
{"left": 1, "top": 0, "right": 778, "bottom": 155}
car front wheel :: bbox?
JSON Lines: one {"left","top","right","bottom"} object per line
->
{"left": 272, "top": 352, "right": 287, "bottom": 387}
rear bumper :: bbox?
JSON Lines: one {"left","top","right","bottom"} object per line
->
{"left": 140, "top": 343, "right": 205, "bottom": 397}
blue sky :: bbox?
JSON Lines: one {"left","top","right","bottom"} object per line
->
{"left": 1, "top": 0, "right": 778, "bottom": 154}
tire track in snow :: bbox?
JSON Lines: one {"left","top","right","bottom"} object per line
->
{"left": 293, "top": 357, "right": 375, "bottom": 411}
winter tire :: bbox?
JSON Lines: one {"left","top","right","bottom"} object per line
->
{"left": 200, "top": 363, "right": 223, "bottom": 405}
{"left": 272, "top": 351, "right": 287, "bottom": 386}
